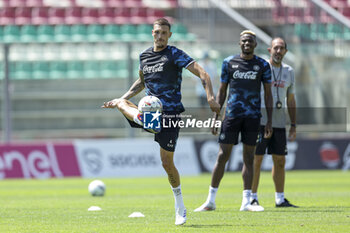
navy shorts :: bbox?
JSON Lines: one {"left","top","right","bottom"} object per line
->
{"left": 125, "top": 111, "right": 181, "bottom": 152}
{"left": 255, "top": 126, "right": 287, "bottom": 155}
{"left": 155, "top": 113, "right": 181, "bottom": 152}
{"left": 218, "top": 117, "right": 260, "bottom": 145}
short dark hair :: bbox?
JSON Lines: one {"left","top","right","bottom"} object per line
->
{"left": 271, "top": 37, "right": 287, "bottom": 49}
{"left": 153, "top": 18, "right": 171, "bottom": 30}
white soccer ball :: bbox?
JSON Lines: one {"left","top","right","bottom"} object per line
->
{"left": 138, "top": 95, "right": 163, "bottom": 113}
{"left": 88, "top": 180, "right": 106, "bottom": 197}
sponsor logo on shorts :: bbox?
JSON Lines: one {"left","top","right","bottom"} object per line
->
{"left": 220, "top": 133, "right": 225, "bottom": 140}
{"left": 167, "top": 140, "right": 175, "bottom": 148}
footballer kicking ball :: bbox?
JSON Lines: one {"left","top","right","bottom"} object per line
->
{"left": 138, "top": 95, "right": 163, "bottom": 113}
{"left": 88, "top": 180, "right": 106, "bottom": 196}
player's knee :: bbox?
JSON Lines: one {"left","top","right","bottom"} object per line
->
{"left": 216, "top": 152, "right": 230, "bottom": 165}
{"left": 161, "top": 157, "right": 174, "bottom": 172}
{"left": 273, "top": 156, "right": 285, "bottom": 169}
{"left": 243, "top": 153, "right": 254, "bottom": 165}
{"left": 254, "top": 155, "right": 263, "bottom": 168}
{"left": 116, "top": 99, "right": 127, "bottom": 110}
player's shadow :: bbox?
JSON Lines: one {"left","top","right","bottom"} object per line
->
{"left": 273, "top": 207, "right": 348, "bottom": 213}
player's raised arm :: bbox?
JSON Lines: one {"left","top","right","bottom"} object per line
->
{"left": 120, "top": 71, "right": 145, "bottom": 100}
{"left": 187, "top": 62, "right": 220, "bottom": 114}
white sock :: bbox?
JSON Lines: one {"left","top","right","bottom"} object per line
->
{"left": 275, "top": 192, "right": 285, "bottom": 205}
{"left": 172, "top": 185, "right": 185, "bottom": 208}
{"left": 242, "top": 190, "right": 251, "bottom": 206}
{"left": 206, "top": 186, "right": 218, "bottom": 204}
{"left": 251, "top": 192, "right": 258, "bottom": 201}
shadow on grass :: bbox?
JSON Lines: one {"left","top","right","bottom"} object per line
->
{"left": 272, "top": 207, "right": 350, "bottom": 213}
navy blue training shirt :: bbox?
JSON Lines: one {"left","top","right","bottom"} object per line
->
{"left": 139, "top": 45, "right": 194, "bottom": 113}
{"left": 221, "top": 54, "right": 271, "bottom": 118}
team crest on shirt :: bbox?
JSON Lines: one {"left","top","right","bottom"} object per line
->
{"left": 253, "top": 65, "right": 260, "bottom": 71}
{"left": 161, "top": 55, "right": 168, "bottom": 62}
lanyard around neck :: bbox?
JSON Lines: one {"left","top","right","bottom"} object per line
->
{"left": 272, "top": 66, "right": 282, "bottom": 102}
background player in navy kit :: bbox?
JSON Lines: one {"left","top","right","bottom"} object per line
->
{"left": 102, "top": 18, "right": 220, "bottom": 225}
{"left": 195, "top": 30, "right": 273, "bottom": 212}
{"left": 251, "top": 37, "right": 298, "bottom": 208}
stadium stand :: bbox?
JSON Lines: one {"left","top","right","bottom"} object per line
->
{"left": 0, "top": 0, "right": 349, "bottom": 139}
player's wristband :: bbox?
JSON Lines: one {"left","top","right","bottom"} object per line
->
{"left": 290, "top": 123, "right": 296, "bottom": 127}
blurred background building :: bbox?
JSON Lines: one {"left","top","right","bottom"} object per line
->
{"left": 0, "top": 0, "right": 349, "bottom": 141}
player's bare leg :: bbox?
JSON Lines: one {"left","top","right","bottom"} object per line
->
{"left": 272, "top": 155, "right": 298, "bottom": 207}
{"left": 103, "top": 98, "right": 161, "bottom": 133}
{"left": 251, "top": 155, "right": 264, "bottom": 204}
{"left": 194, "top": 143, "right": 233, "bottom": 212}
{"left": 160, "top": 148, "right": 186, "bottom": 225}
{"left": 272, "top": 155, "right": 285, "bottom": 193}
{"left": 242, "top": 144, "right": 255, "bottom": 189}
{"left": 160, "top": 148, "right": 180, "bottom": 187}
{"left": 114, "top": 99, "right": 139, "bottom": 122}
{"left": 240, "top": 144, "right": 264, "bottom": 211}
{"left": 102, "top": 98, "right": 138, "bottom": 120}
{"left": 211, "top": 143, "right": 233, "bottom": 187}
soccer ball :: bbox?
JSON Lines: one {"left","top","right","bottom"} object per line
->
{"left": 88, "top": 180, "right": 106, "bottom": 196}
{"left": 138, "top": 95, "right": 163, "bottom": 113}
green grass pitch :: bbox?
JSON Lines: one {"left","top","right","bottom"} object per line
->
{"left": 0, "top": 170, "right": 349, "bottom": 233}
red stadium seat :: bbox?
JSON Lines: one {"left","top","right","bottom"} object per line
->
{"left": 168, "top": 0, "right": 179, "bottom": 8}
{"left": 287, "top": 7, "right": 304, "bottom": 24}
{"left": 124, "top": 0, "right": 144, "bottom": 8}
{"left": 81, "top": 8, "right": 99, "bottom": 25}
{"left": 6, "top": 0, "right": 27, "bottom": 7}
{"left": 48, "top": 8, "right": 66, "bottom": 25}
{"left": 272, "top": 6, "right": 287, "bottom": 24}
{"left": 1, "top": 0, "right": 9, "bottom": 7}
{"left": 130, "top": 7, "right": 148, "bottom": 24}
{"left": 27, "top": 0, "right": 44, "bottom": 7}
{"left": 114, "top": 7, "right": 131, "bottom": 24}
{"left": 65, "top": 7, "right": 82, "bottom": 24}
{"left": 0, "top": 7, "right": 15, "bottom": 25}
{"left": 303, "top": 6, "right": 316, "bottom": 23}
{"left": 31, "top": 7, "right": 49, "bottom": 25}
{"left": 98, "top": 8, "right": 116, "bottom": 24}
{"left": 340, "top": 7, "right": 350, "bottom": 18}
{"left": 330, "top": 0, "right": 348, "bottom": 8}
{"left": 15, "top": 7, "right": 32, "bottom": 25}
{"left": 320, "top": 10, "right": 335, "bottom": 23}
{"left": 147, "top": 9, "right": 165, "bottom": 23}
{"left": 102, "top": 0, "right": 125, "bottom": 7}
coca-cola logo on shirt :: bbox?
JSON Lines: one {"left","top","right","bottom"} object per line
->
{"left": 143, "top": 63, "right": 164, "bottom": 74}
{"left": 233, "top": 70, "right": 258, "bottom": 80}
